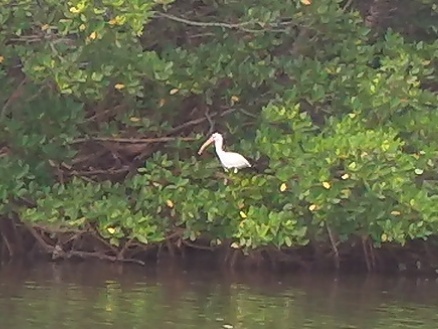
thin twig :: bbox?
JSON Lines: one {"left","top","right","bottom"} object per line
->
{"left": 154, "top": 12, "right": 288, "bottom": 33}
{"left": 205, "top": 107, "right": 215, "bottom": 135}
{"left": 168, "top": 108, "right": 236, "bottom": 134}
{"left": 239, "top": 108, "right": 258, "bottom": 118}
{"left": 34, "top": 225, "right": 84, "bottom": 234}
{"left": 71, "top": 136, "right": 196, "bottom": 144}
{"left": 68, "top": 250, "right": 145, "bottom": 266}
{"left": 362, "top": 235, "right": 372, "bottom": 272}
{"left": 26, "top": 222, "right": 146, "bottom": 265}
{"left": 155, "top": 12, "right": 255, "bottom": 29}
{"left": 342, "top": 0, "right": 354, "bottom": 10}
{"left": 9, "top": 35, "right": 74, "bottom": 44}
{"left": 86, "top": 224, "right": 119, "bottom": 254}
{"left": 181, "top": 239, "right": 215, "bottom": 251}
{"left": 24, "top": 84, "right": 47, "bottom": 103}
{"left": 117, "top": 237, "right": 135, "bottom": 259}
{"left": 165, "top": 229, "right": 185, "bottom": 241}
{"left": 1, "top": 77, "right": 28, "bottom": 120}
{"left": 70, "top": 150, "right": 107, "bottom": 165}
{"left": 368, "top": 238, "right": 376, "bottom": 270}
{"left": 24, "top": 223, "right": 54, "bottom": 252}
{"left": 326, "top": 223, "right": 340, "bottom": 270}
{"left": 67, "top": 167, "right": 131, "bottom": 176}
{"left": 188, "top": 32, "right": 216, "bottom": 39}
{"left": 0, "top": 230, "right": 14, "bottom": 258}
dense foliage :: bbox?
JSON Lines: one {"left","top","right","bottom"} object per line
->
{"left": 1, "top": 0, "right": 438, "bottom": 271}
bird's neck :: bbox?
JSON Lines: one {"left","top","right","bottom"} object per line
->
{"left": 214, "top": 139, "right": 224, "bottom": 153}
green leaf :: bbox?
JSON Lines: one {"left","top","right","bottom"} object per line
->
{"left": 284, "top": 236, "right": 293, "bottom": 247}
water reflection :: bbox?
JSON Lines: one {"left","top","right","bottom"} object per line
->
{"left": 0, "top": 261, "right": 438, "bottom": 329}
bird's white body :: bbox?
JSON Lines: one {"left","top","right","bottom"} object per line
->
{"left": 198, "top": 133, "right": 251, "bottom": 171}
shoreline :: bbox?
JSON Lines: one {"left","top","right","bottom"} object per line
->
{"left": 2, "top": 217, "right": 438, "bottom": 276}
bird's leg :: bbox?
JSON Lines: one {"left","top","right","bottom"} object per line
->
{"left": 223, "top": 167, "right": 228, "bottom": 185}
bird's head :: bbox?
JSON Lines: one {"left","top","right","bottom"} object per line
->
{"left": 210, "top": 132, "right": 223, "bottom": 142}
{"left": 198, "top": 132, "right": 223, "bottom": 155}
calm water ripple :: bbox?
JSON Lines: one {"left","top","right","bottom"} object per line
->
{"left": 1, "top": 261, "right": 438, "bottom": 329}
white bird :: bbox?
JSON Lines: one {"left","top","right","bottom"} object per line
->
{"left": 198, "top": 132, "right": 251, "bottom": 172}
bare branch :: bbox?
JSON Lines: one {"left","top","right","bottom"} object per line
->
{"left": 168, "top": 108, "right": 237, "bottom": 134}
{"left": 71, "top": 136, "right": 197, "bottom": 144}
{"left": 181, "top": 239, "right": 215, "bottom": 251}
{"left": 326, "top": 223, "right": 340, "bottom": 270}
{"left": 155, "top": 12, "right": 256, "bottom": 29}
{"left": 154, "top": 12, "right": 291, "bottom": 33}
{"left": 204, "top": 107, "right": 215, "bottom": 135}
{"left": 1, "top": 77, "right": 28, "bottom": 120}
{"left": 342, "top": 0, "right": 354, "bottom": 11}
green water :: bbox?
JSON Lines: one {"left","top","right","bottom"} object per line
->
{"left": 0, "top": 261, "right": 437, "bottom": 329}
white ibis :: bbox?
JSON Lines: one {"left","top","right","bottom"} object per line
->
{"left": 197, "top": 132, "right": 251, "bottom": 172}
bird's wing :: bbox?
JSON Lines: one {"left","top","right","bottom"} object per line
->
{"left": 220, "top": 152, "right": 251, "bottom": 168}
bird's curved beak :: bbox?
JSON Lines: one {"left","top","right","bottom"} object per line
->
{"left": 197, "top": 136, "right": 214, "bottom": 155}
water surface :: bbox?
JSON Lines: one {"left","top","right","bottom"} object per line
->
{"left": 1, "top": 261, "right": 437, "bottom": 329}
